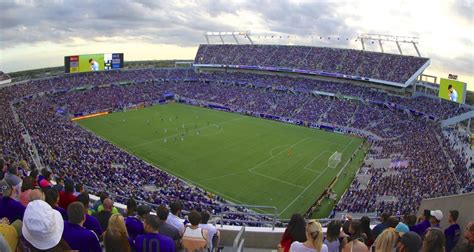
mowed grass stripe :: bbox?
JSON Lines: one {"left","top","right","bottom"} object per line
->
{"left": 78, "top": 103, "right": 362, "bottom": 218}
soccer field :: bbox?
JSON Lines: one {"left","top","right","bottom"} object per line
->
{"left": 77, "top": 103, "right": 364, "bottom": 218}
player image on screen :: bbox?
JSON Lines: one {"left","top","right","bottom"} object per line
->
{"left": 448, "top": 84, "right": 458, "bottom": 102}
{"left": 438, "top": 78, "right": 466, "bottom": 104}
{"left": 65, "top": 53, "right": 123, "bottom": 73}
{"left": 89, "top": 59, "right": 100, "bottom": 71}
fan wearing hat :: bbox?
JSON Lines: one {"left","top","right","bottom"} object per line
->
{"left": 395, "top": 222, "right": 410, "bottom": 237}
{"left": 0, "top": 179, "right": 26, "bottom": 223}
{"left": 18, "top": 200, "right": 70, "bottom": 250}
{"left": 430, "top": 210, "right": 443, "bottom": 228}
{"left": 4, "top": 165, "right": 21, "bottom": 194}
{"left": 62, "top": 202, "right": 101, "bottom": 252}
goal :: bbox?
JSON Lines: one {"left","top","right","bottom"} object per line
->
{"left": 328, "top": 151, "right": 342, "bottom": 169}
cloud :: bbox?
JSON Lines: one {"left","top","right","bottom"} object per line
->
{"left": 0, "top": 0, "right": 358, "bottom": 49}
{"left": 452, "top": 0, "right": 474, "bottom": 23}
{"left": 243, "top": 0, "right": 352, "bottom": 36}
{"left": 431, "top": 53, "right": 474, "bottom": 77}
{"left": 1, "top": 0, "right": 473, "bottom": 87}
{"left": 0, "top": 0, "right": 238, "bottom": 49}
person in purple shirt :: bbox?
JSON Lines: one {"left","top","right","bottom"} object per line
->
{"left": 371, "top": 212, "right": 390, "bottom": 240}
{"left": 62, "top": 202, "right": 101, "bottom": 252}
{"left": 429, "top": 210, "right": 443, "bottom": 228}
{"left": 444, "top": 210, "right": 461, "bottom": 252}
{"left": 77, "top": 192, "right": 103, "bottom": 239}
{"left": 126, "top": 204, "right": 150, "bottom": 239}
{"left": 0, "top": 179, "right": 25, "bottom": 223}
{"left": 135, "top": 215, "right": 175, "bottom": 252}
{"left": 410, "top": 209, "right": 431, "bottom": 237}
{"left": 44, "top": 187, "right": 68, "bottom": 220}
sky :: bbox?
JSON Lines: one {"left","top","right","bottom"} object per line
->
{"left": 0, "top": 0, "right": 473, "bottom": 89}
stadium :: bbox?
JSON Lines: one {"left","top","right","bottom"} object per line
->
{"left": 1, "top": 3, "right": 474, "bottom": 252}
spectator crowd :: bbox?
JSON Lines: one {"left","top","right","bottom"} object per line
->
{"left": 279, "top": 210, "right": 473, "bottom": 252}
{"left": 0, "top": 171, "right": 222, "bottom": 251}
{"left": 0, "top": 59, "right": 473, "bottom": 251}
{"left": 195, "top": 44, "right": 429, "bottom": 83}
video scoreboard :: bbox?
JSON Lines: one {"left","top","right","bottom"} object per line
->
{"left": 64, "top": 53, "right": 124, "bottom": 73}
{"left": 438, "top": 78, "right": 467, "bottom": 104}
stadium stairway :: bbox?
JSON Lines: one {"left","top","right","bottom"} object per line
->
{"left": 441, "top": 110, "right": 474, "bottom": 128}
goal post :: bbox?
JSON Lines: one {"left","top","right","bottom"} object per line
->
{"left": 328, "top": 151, "right": 342, "bottom": 169}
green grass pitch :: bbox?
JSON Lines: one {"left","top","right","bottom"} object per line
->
{"left": 77, "top": 103, "right": 364, "bottom": 218}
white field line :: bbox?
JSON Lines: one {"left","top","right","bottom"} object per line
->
{"left": 279, "top": 167, "right": 330, "bottom": 215}
{"left": 248, "top": 137, "right": 310, "bottom": 172}
{"left": 279, "top": 138, "right": 356, "bottom": 215}
{"left": 200, "top": 137, "right": 309, "bottom": 185}
{"left": 249, "top": 170, "right": 305, "bottom": 189}
{"left": 269, "top": 144, "right": 290, "bottom": 157}
{"left": 303, "top": 151, "right": 330, "bottom": 173}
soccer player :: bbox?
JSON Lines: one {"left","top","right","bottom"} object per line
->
{"left": 448, "top": 84, "right": 458, "bottom": 102}
{"left": 287, "top": 148, "right": 293, "bottom": 157}
{"left": 89, "top": 59, "right": 99, "bottom": 71}
{"left": 164, "top": 128, "right": 167, "bottom": 134}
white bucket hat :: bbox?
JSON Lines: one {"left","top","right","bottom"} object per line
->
{"left": 22, "top": 200, "right": 64, "bottom": 250}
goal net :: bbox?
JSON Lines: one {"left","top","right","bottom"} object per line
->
{"left": 328, "top": 151, "right": 342, "bottom": 169}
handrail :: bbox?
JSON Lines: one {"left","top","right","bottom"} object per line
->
{"left": 233, "top": 226, "right": 245, "bottom": 252}
{"left": 218, "top": 204, "right": 278, "bottom": 230}
{"left": 84, "top": 185, "right": 277, "bottom": 226}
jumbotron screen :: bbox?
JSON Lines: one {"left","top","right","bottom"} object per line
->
{"left": 64, "top": 53, "right": 124, "bottom": 73}
{"left": 438, "top": 78, "right": 467, "bottom": 104}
